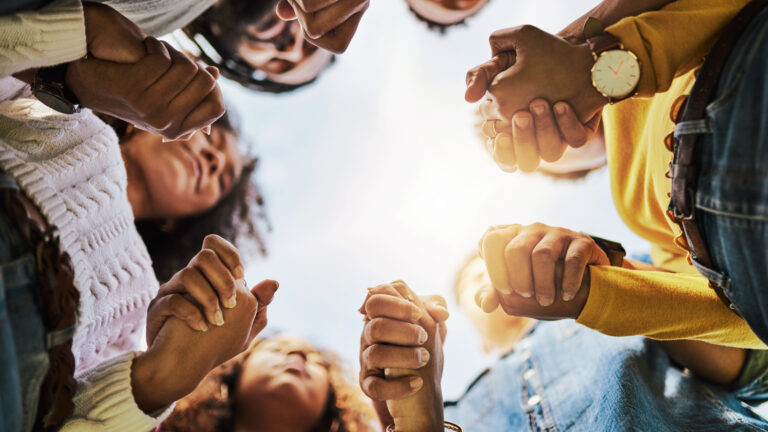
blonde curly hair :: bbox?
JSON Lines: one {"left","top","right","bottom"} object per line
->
{"left": 159, "top": 335, "right": 379, "bottom": 432}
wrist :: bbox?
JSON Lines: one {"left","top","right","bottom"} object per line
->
{"left": 131, "top": 349, "right": 194, "bottom": 413}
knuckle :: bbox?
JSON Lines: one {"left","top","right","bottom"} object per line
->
{"left": 532, "top": 246, "right": 555, "bottom": 263}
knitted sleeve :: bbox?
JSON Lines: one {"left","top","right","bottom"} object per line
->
{"left": 59, "top": 351, "right": 174, "bottom": 432}
{"left": 0, "top": 0, "right": 86, "bottom": 77}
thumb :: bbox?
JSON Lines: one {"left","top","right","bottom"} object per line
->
{"left": 251, "top": 279, "right": 279, "bottom": 306}
{"left": 465, "top": 52, "right": 516, "bottom": 103}
{"left": 276, "top": 0, "right": 298, "bottom": 20}
{"left": 475, "top": 285, "right": 500, "bottom": 313}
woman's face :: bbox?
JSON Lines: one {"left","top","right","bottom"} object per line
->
{"left": 406, "top": 0, "right": 489, "bottom": 25}
{"left": 237, "top": 12, "right": 333, "bottom": 86}
{"left": 234, "top": 336, "right": 331, "bottom": 430}
{"left": 122, "top": 125, "right": 243, "bottom": 220}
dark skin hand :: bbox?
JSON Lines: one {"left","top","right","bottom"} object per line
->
{"left": 132, "top": 279, "right": 278, "bottom": 413}
{"left": 359, "top": 282, "right": 449, "bottom": 432}
{"left": 15, "top": 3, "right": 224, "bottom": 141}
{"left": 276, "top": 0, "right": 369, "bottom": 53}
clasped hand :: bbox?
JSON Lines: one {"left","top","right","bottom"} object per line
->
{"left": 476, "top": 223, "right": 609, "bottom": 319}
{"left": 466, "top": 25, "right": 607, "bottom": 172}
{"left": 276, "top": 0, "right": 370, "bottom": 53}
{"left": 65, "top": 3, "right": 225, "bottom": 141}
{"left": 133, "top": 235, "right": 278, "bottom": 413}
{"left": 359, "top": 281, "right": 449, "bottom": 432}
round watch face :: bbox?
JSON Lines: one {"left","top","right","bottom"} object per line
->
{"left": 591, "top": 49, "right": 640, "bottom": 99}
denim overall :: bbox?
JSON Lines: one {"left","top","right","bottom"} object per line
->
{"left": 674, "top": 7, "right": 768, "bottom": 345}
{"left": 0, "top": 174, "right": 50, "bottom": 432}
{"left": 445, "top": 321, "right": 768, "bottom": 431}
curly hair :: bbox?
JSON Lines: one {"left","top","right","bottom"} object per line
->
{"left": 158, "top": 337, "right": 379, "bottom": 432}
{"left": 102, "top": 110, "right": 269, "bottom": 282}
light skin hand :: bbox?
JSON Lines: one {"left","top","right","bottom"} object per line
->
{"left": 275, "top": 0, "right": 369, "bottom": 53}
{"left": 146, "top": 234, "right": 247, "bottom": 345}
{"left": 359, "top": 282, "right": 447, "bottom": 432}
{"left": 132, "top": 279, "right": 278, "bottom": 413}
{"left": 480, "top": 97, "right": 601, "bottom": 173}
{"left": 477, "top": 223, "right": 609, "bottom": 312}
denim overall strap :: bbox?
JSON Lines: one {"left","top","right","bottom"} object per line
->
{"left": 670, "top": 0, "right": 768, "bottom": 310}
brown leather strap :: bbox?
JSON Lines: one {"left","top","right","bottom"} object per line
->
{"left": 670, "top": 0, "right": 768, "bottom": 305}
{"left": 586, "top": 32, "right": 622, "bottom": 58}
{"left": 0, "top": 175, "right": 78, "bottom": 431}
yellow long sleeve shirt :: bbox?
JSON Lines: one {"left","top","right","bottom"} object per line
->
{"left": 575, "top": 0, "right": 767, "bottom": 349}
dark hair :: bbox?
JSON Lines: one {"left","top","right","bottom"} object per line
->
{"left": 407, "top": 1, "right": 490, "bottom": 34}
{"left": 110, "top": 110, "right": 269, "bottom": 282}
{"left": 158, "top": 337, "right": 378, "bottom": 432}
{"left": 185, "top": 1, "right": 334, "bottom": 94}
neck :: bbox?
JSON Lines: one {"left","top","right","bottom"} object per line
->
{"left": 122, "top": 147, "right": 151, "bottom": 220}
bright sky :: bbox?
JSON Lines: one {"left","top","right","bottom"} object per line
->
{"left": 227, "top": 0, "right": 650, "bottom": 400}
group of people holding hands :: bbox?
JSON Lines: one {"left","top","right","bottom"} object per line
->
{"left": 1, "top": 0, "right": 767, "bottom": 431}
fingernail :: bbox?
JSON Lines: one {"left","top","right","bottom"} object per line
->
{"left": 478, "top": 292, "right": 487, "bottom": 308}
{"left": 537, "top": 295, "right": 553, "bottom": 306}
{"left": 203, "top": 125, "right": 211, "bottom": 135}
{"left": 235, "top": 278, "right": 247, "bottom": 290}
{"left": 562, "top": 291, "right": 575, "bottom": 302}
{"left": 554, "top": 103, "right": 566, "bottom": 115}
{"left": 518, "top": 290, "right": 533, "bottom": 299}
{"left": 417, "top": 348, "right": 430, "bottom": 365}
{"left": 532, "top": 104, "right": 546, "bottom": 115}
{"left": 161, "top": 136, "right": 171, "bottom": 143}
{"left": 214, "top": 309, "right": 225, "bottom": 326}
{"left": 514, "top": 116, "right": 530, "bottom": 128}
{"left": 198, "top": 321, "right": 209, "bottom": 332}
{"left": 223, "top": 295, "right": 237, "bottom": 309}
{"left": 418, "top": 328, "right": 428, "bottom": 345}
{"left": 410, "top": 376, "right": 423, "bottom": 390}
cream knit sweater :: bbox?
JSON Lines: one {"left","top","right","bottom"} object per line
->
{"left": 0, "top": 0, "right": 217, "bottom": 77}
{"left": 0, "top": 77, "right": 170, "bottom": 430}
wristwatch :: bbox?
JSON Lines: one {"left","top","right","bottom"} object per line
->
{"left": 583, "top": 17, "right": 640, "bottom": 104}
{"left": 31, "top": 64, "right": 80, "bottom": 114}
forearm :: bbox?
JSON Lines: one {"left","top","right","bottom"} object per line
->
{"left": 655, "top": 339, "right": 746, "bottom": 385}
{"left": 578, "top": 266, "right": 766, "bottom": 349}
{"left": 0, "top": 0, "right": 86, "bottom": 77}
{"left": 558, "top": 0, "right": 675, "bottom": 43}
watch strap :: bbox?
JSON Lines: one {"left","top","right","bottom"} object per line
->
{"left": 588, "top": 235, "right": 626, "bottom": 267}
{"left": 586, "top": 33, "right": 622, "bottom": 59}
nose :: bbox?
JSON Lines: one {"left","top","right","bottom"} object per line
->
{"left": 275, "top": 25, "right": 305, "bottom": 62}
{"left": 200, "top": 145, "right": 225, "bottom": 177}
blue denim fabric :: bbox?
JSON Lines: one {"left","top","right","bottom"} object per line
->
{"left": 444, "top": 321, "right": 768, "bottom": 431}
{"left": 681, "top": 8, "right": 768, "bottom": 353}
{"left": 0, "top": 206, "right": 49, "bottom": 432}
